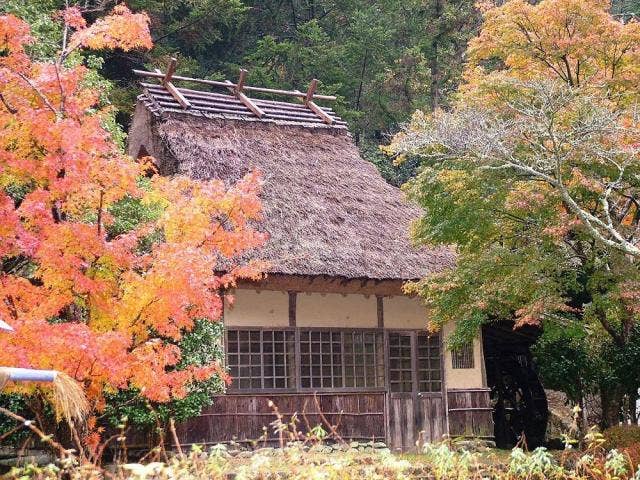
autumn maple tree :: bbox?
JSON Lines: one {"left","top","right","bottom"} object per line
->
{"left": 388, "top": 0, "right": 640, "bottom": 428}
{"left": 0, "top": 4, "right": 265, "bottom": 442}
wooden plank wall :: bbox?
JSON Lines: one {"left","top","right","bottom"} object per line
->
{"left": 388, "top": 395, "right": 415, "bottom": 451}
{"left": 387, "top": 394, "right": 446, "bottom": 451}
{"left": 419, "top": 395, "right": 447, "bottom": 444}
{"left": 175, "top": 393, "right": 386, "bottom": 446}
{"left": 447, "top": 388, "right": 494, "bottom": 438}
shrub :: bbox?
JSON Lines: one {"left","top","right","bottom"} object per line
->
{"left": 508, "top": 447, "right": 564, "bottom": 480}
{"left": 4, "top": 445, "right": 413, "bottom": 480}
{"left": 604, "top": 425, "right": 640, "bottom": 449}
{"left": 622, "top": 443, "right": 640, "bottom": 473}
{"left": 421, "top": 443, "right": 479, "bottom": 480}
{"left": 7, "top": 438, "right": 640, "bottom": 479}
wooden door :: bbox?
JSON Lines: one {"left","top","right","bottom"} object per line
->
{"left": 387, "top": 331, "right": 446, "bottom": 452}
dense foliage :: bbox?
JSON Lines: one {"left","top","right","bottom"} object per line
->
{"left": 0, "top": 5, "right": 265, "bottom": 451}
{"left": 388, "top": 0, "right": 640, "bottom": 428}
{"left": 1, "top": 0, "right": 483, "bottom": 186}
{"left": 102, "top": 319, "right": 226, "bottom": 428}
{"left": 604, "top": 425, "right": 640, "bottom": 449}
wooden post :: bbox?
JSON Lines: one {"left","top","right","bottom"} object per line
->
{"left": 304, "top": 78, "right": 333, "bottom": 125}
{"left": 377, "top": 296, "right": 384, "bottom": 329}
{"left": 305, "top": 79, "right": 318, "bottom": 103}
{"left": 235, "top": 69, "right": 247, "bottom": 94}
{"left": 288, "top": 292, "right": 297, "bottom": 327}
{"left": 225, "top": 69, "right": 265, "bottom": 118}
{"left": 164, "top": 58, "right": 177, "bottom": 84}
{"left": 161, "top": 58, "right": 191, "bottom": 109}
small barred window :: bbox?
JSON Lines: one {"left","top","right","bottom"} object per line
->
{"left": 452, "top": 342, "right": 474, "bottom": 369}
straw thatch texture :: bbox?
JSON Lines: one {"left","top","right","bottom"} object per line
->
{"left": 129, "top": 103, "right": 454, "bottom": 280}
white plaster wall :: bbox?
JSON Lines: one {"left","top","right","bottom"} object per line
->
{"left": 223, "top": 289, "right": 289, "bottom": 327}
{"left": 442, "top": 321, "right": 486, "bottom": 389}
{"left": 296, "top": 292, "right": 377, "bottom": 328}
{"left": 383, "top": 295, "right": 428, "bottom": 330}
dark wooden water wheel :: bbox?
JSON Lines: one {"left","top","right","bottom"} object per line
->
{"left": 483, "top": 323, "right": 549, "bottom": 449}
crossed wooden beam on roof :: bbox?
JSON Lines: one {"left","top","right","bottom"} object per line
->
{"left": 225, "top": 69, "right": 265, "bottom": 118}
{"left": 134, "top": 58, "right": 335, "bottom": 125}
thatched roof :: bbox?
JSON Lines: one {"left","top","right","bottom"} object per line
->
{"left": 128, "top": 96, "right": 454, "bottom": 281}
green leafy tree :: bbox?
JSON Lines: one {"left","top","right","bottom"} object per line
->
{"left": 3, "top": 1, "right": 480, "bottom": 185}
{"left": 387, "top": 0, "right": 640, "bottom": 427}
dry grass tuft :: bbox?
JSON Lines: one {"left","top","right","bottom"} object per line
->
{"left": 53, "top": 372, "right": 89, "bottom": 426}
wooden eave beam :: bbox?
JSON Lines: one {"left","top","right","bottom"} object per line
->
{"left": 160, "top": 58, "right": 191, "bottom": 109}
{"left": 225, "top": 70, "right": 265, "bottom": 118}
{"left": 304, "top": 79, "right": 333, "bottom": 125}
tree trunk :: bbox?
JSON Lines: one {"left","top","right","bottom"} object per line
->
{"left": 601, "top": 386, "right": 624, "bottom": 429}
{"left": 429, "top": 0, "right": 443, "bottom": 111}
{"left": 628, "top": 389, "right": 638, "bottom": 424}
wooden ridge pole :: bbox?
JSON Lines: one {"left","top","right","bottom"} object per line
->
{"left": 304, "top": 79, "right": 333, "bottom": 125}
{"left": 161, "top": 58, "right": 191, "bottom": 109}
{"left": 133, "top": 69, "right": 337, "bottom": 101}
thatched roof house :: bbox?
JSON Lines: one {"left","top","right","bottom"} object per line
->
{"left": 127, "top": 70, "right": 491, "bottom": 452}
